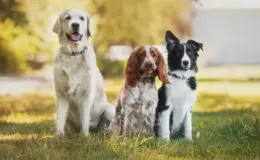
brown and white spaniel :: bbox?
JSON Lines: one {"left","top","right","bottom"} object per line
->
{"left": 116, "top": 46, "right": 169, "bottom": 135}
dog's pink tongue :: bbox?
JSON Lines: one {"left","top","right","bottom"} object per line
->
{"left": 71, "top": 34, "right": 81, "bottom": 41}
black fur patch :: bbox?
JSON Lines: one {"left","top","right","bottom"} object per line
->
{"left": 170, "top": 121, "right": 185, "bottom": 139}
{"left": 167, "top": 43, "right": 198, "bottom": 72}
{"left": 187, "top": 77, "right": 197, "bottom": 90}
{"left": 157, "top": 84, "right": 167, "bottom": 108}
{"left": 169, "top": 111, "right": 173, "bottom": 134}
{"left": 154, "top": 115, "right": 160, "bottom": 137}
{"left": 154, "top": 84, "right": 169, "bottom": 137}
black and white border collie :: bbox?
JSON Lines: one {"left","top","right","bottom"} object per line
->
{"left": 154, "top": 30, "right": 203, "bottom": 141}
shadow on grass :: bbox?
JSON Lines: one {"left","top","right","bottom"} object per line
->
{"left": 0, "top": 120, "right": 54, "bottom": 134}
{"left": 0, "top": 134, "right": 142, "bottom": 160}
{"left": 0, "top": 93, "right": 55, "bottom": 115}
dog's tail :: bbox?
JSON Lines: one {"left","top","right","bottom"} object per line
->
{"left": 64, "top": 104, "right": 81, "bottom": 135}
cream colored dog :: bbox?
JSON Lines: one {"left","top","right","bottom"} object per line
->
{"left": 53, "top": 9, "right": 115, "bottom": 136}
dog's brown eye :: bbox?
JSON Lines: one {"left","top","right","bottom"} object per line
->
{"left": 80, "top": 16, "right": 85, "bottom": 20}
{"left": 65, "top": 16, "right": 71, "bottom": 20}
{"left": 151, "top": 52, "right": 156, "bottom": 57}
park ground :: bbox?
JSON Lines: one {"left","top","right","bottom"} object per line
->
{"left": 0, "top": 66, "right": 260, "bottom": 160}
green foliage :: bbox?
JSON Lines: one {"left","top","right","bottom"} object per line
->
{"left": 0, "top": 0, "right": 190, "bottom": 74}
{"left": 0, "top": 0, "right": 47, "bottom": 74}
{"left": 90, "top": 0, "right": 190, "bottom": 54}
{"left": 96, "top": 56, "right": 126, "bottom": 77}
{"left": 0, "top": 19, "right": 35, "bottom": 74}
{"left": 0, "top": 0, "right": 27, "bottom": 25}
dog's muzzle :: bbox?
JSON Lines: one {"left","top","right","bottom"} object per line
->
{"left": 181, "top": 60, "right": 190, "bottom": 70}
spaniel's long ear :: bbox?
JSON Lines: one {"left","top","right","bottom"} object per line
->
{"left": 86, "top": 12, "right": 93, "bottom": 37}
{"left": 125, "top": 47, "right": 142, "bottom": 87}
{"left": 156, "top": 49, "right": 169, "bottom": 84}
{"left": 53, "top": 9, "right": 70, "bottom": 35}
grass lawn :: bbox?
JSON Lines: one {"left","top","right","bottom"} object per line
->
{"left": 0, "top": 79, "right": 260, "bottom": 160}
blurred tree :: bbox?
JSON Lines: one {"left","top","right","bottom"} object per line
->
{"left": 0, "top": 0, "right": 191, "bottom": 74}
{"left": 0, "top": 19, "right": 29, "bottom": 73}
{"left": 0, "top": 0, "right": 90, "bottom": 74}
{"left": 0, "top": 0, "right": 30, "bottom": 74}
{"left": 24, "top": 0, "right": 89, "bottom": 56}
{"left": 0, "top": 0, "right": 27, "bottom": 25}
{"left": 89, "top": 0, "right": 190, "bottom": 54}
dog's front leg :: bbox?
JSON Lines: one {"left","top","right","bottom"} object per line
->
{"left": 184, "top": 110, "right": 193, "bottom": 141}
{"left": 157, "top": 107, "right": 171, "bottom": 141}
{"left": 120, "top": 107, "right": 128, "bottom": 135}
{"left": 144, "top": 102, "right": 156, "bottom": 135}
{"left": 81, "top": 94, "right": 95, "bottom": 136}
{"left": 81, "top": 76, "right": 96, "bottom": 137}
{"left": 55, "top": 96, "right": 69, "bottom": 136}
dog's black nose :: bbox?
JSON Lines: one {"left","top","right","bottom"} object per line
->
{"left": 71, "top": 23, "right": 79, "bottom": 30}
{"left": 145, "top": 62, "right": 153, "bottom": 68}
{"left": 182, "top": 60, "right": 189, "bottom": 66}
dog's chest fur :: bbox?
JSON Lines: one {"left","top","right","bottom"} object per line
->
{"left": 129, "top": 83, "right": 157, "bottom": 103}
{"left": 155, "top": 74, "right": 197, "bottom": 137}
{"left": 122, "top": 83, "right": 157, "bottom": 128}
{"left": 166, "top": 76, "right": 197, "bottom": 108}
{"left": 55, "top": 53, "right": 93, "bottom": 100}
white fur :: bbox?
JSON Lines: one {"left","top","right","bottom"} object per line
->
{"left": 53, "top": 9, "right": 115, "bottom": 136}
{"left": 181, "top": 44, "right": 191, "bottom": 69}
{"left": 158, "top": 70, "right": 196, "bottom": 141}
{"left": 140, "top": 46, "right": 156, "bottom": 70}
{"left": 118, "top": 82, "right": 158, "bottom": 135}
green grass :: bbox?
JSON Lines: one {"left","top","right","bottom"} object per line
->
{"left": 0, "top": 79, "right": 260, "bottom": 160}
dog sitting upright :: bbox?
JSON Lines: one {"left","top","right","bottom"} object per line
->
{"left": 53, "top": 9, "right": 115, "bottom": 137}
{"left": 154, "top": 30, "right": 203, "bottom": 141}
{"left": 116, "top": 46, "right": 169, "bottom": 136}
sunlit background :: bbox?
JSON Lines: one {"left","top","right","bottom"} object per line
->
{"left": 0, "top": 0, "right": 260, "bottom": 159}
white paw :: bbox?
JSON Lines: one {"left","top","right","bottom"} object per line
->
{"left": 107, "top": 122, "right": 118, "bottom": 133}
{"left": 195, "top": 132, "right": 200, "bottom": 139}
{"left": 161, "top": 135, "right": 170, "bottom": 141}
{"left": 82, "top": 131, "right": 89, "bottom": 137}
{"left": 53, "top": 131, "right": 64, "bottom": 138}
{"left": 160, "top": 131, "right": 170, "bottom": 141}
{"left": 188, "top": 137, "right": 193, "bottom": 142}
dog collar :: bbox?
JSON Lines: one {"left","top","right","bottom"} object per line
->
{"left": 168, "top": 72, "right": 187, "bottom": 80}
{"left": 139, "top": 76, "right": 155, "bottom": 84}
{"left": 64, "top": 46, "right": 88, "bottom": 56}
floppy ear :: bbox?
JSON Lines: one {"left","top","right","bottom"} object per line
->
{"left": 53, "top": 9, "right": 70, "bottom": 35}
{"left": 86, "top": 13, "right": 93, "bottom": 37}
{"left": 156, "top": 49, "right": 169, "bottom": 84}
{"left": 165, "top": 30, "right": 179, "bottom": 48}
{"left": 53, "top": 16, "right": 61, "bottom": 35}
{"left": 125, "top": 47, "right": 142, "bottom": 87}
{"left": 187, "top": 40, "right": 203, "bottom": 52}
